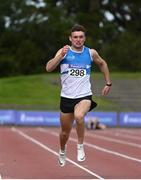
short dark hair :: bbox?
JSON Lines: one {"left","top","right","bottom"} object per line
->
{"left": 71, "top": 24, "right": 86, "bottom": 34}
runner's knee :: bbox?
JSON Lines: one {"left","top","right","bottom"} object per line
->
{"left": 61, "top": 131, "right": 69, "bottom": 139}
{"left": 74, "top": 113, "right": 84, "bottom": 124}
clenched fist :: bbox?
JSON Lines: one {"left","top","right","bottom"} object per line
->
{"left": 61, "top": 45, "right": 70, "bottom": 57}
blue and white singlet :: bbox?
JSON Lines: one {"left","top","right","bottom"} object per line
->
{"left": 60, "top": 46, "right": 93, "bottom": 98}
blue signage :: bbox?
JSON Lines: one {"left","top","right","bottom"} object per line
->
{"left": 86, "top": 112, "right": 117, "bottom": 126}
{"left": 16, "top": 111, "right": 60, "bottom": 126}
{"left": 2, "top": 110, "right": 141, "bottom": 127}
{"left": 119, "top": 112, "right": 141, "bottom": 127}
{"left": 0, "top": 110, "right": 16, "bottom": 124}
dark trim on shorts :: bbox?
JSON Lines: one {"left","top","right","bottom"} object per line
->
{"left": 60, "top": 95, "right": 97, "bottom": 113}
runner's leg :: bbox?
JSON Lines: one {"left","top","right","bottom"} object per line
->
{"left": 74, "top": 99, "right": 91, "bottom": 144}
{"left": 59, "top": 112, "right": 74, "bottom": 151}
{"left": 74, "top": 99, "right": 91, "bottom": 161}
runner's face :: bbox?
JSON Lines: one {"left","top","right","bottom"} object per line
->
{"left": 69, "top": 31, "right": 85, "bottom": 49}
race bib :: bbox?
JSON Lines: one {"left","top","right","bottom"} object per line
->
{"left": 68, "top": 68, "right": 86, "bottom": 77}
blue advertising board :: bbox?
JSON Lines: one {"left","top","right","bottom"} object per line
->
{"left": 86, "top": 111, "right": 117, "bottom": 126}
{"left": 0, "top": 110, "right": 16, "bottom": 124}
{"left": 0, "top": 110, "right": 118, "bottom": 126}
{"left": 119, "top": 112, "right": 141, "bottom": 127}
{"left": 2, "top": 110, "right": 136, "bottom": 127}
{"left": 16, "top": 111, "right": 60, "bottom": 126}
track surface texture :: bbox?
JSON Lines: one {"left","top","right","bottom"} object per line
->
{"left": 0, "top": 126, "right": 141, "bottom": 179}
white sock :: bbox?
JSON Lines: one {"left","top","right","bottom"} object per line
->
{"left": 77, "top": 144, "right": 83, "bottom": 149}
{"left": 60, "top": 150, "right": 65, "bottom": 154}
{"left": 60, "top": 145, "right": 67, "bottom": 153}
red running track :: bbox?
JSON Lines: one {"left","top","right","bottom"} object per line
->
{"left": 0, "top": 126, "right": 141, "bottom": 179}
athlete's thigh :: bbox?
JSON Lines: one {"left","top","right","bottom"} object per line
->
{"left": 74, "top": 99, "right": 91, "bottom": 117}
{"left": 60, "top": 112, "right": 74, "bottom": 131}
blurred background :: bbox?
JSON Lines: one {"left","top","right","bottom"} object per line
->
{"left": 0, "top": 0, "right": 141, "bottom": 126}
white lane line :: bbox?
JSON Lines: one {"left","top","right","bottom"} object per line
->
{"left": 115, "top": 129, "right": 141, "bottom": 136}
{"left": 11, "top": 127, "right": 104, "bottom": 180}
{"left": 40, "top": 129, "right": 141, "bottom": 164}
{"left": 103, "top": 129, "right": 141, "bottom": 140}
{"left": 0, "top": 174, "right": 2, "bottom": 180}
{"left": 114, "top": 132, "right": 141, "bottom": 141}
{"left": 86, "top": 133, "right": 141, "bottom": 148}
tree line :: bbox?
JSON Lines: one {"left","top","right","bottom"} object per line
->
{"left": 0, "top": 0, "right": 141, "bottom": 77}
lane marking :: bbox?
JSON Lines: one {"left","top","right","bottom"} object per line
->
{"left": 114, "top": 132, "right": 141, "bottom": 140}
{"left": 102, "top": 129, "right": 141, "bottom": 140}
{"left": 0, "top": 174, "right": 2, "bottom": 180}
{"left": 114, "top": 129, "right": 141, "bottom": 136}
{"left": 86, "top": 132, "right": 141, "bottom": 148}
{"left": 40, "top": 128, "right": 141, "bottom": 164}
{"left": 11, "top": 127, "right": 104, "bottom": 180}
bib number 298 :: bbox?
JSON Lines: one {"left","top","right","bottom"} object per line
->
{"left": 69, "top": 68, "right": 86, "bottom": 77}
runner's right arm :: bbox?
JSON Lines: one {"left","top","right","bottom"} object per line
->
{"left": 46, "top": 45, "right": 69, "bottom": 72}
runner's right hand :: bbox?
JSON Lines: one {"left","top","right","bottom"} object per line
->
{"left": 61, "top": 45, "right": 70, "bottom": 57}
